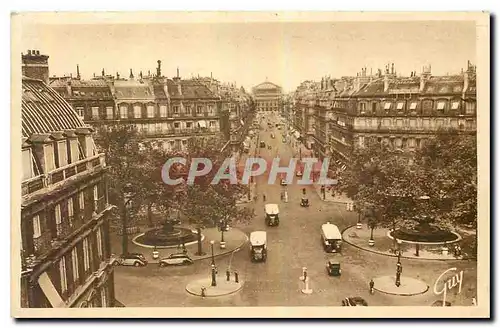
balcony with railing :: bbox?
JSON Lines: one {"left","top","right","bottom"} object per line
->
{"left": 142, "top": 127, "right": 220, "bottom": 138}
{"left": 22, "top": 153, "right": 106, "bottom": 197}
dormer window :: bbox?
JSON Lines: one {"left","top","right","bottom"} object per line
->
{"left": 43, "top": 143, "right": 56, "bottom": 173}
{"left": 147, "top": 105, "right": 155, "bottom": 118}
{"left": 33, "top": 215, "right": 41, "bottom": 238}
{"left": 57, "top": 140, "right": 68, "bottom": 167}
{"left": 451, "top": 101, "right": 460, "bottom": 110}
{"left": 465, "top": 101, "right": 475, "bottom": 115}
{"left": 409, "top": 102, "right": 418, "bottom": 111}
{"left": 22, "top": 148, "right": 35, "bottom": 180}
{"left": 173, "top": 106, "right": 179, "bottom": 114}
{"left": 133, "top": 105, "right": 142, "bottom": 118}
{"left": 437, "top": 101, "right": 446, "bottom": 111}
{"left": 396, "top": 102, "right": 405, "bottom": 111}
{"left": 160, "top": 105, "right": 168, "bottom": 117}
{"left": 384, "top": 102, "right": 392, "bottom": 110}
{"left": 91, "top": 107, "right": 99, "bottom": 120}
{"left": 75, "top": 107, "right": 85, "bottom": 119}
{"left": 120, "top": 105, "right": 128, "bottom": 119}
{"left": 359, "top": 103, "right": 366, "bottom": 114}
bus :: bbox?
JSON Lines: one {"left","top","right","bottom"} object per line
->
{"left": 321, "top": 222, "right": 342, "bottom": 253}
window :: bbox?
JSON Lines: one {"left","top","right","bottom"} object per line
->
{"left": 466, "top": 119, "right": 474, "bottom": 129}
{"left": 71, "top": 248, "right": 79, "bottom": 282}
{"left": 161, "top": 123, "right": 169, "bottom": 132}
{"left": 396, "top": 102, "right": 405, "bottom": 111}
{"left": 174, "top": 122, "right": 180, "bottom": 129}
{"left": 83, "top": 238, "right": 90, "bottom": 271}
{"left": 68, "top": 198, "right": 74, "bottom": 226}
{"left": 22, "top": 149, "right": 34, "bottom": 181}
{"left": 396, "top": 119, "right": 403, "bottom": 127}
{"left": 101, "top": 289, "right": 107, "bottom": 308}
{"left": 465, "top": 102, "right": 475, "bottom": 115}
{"left": 395, "top": 138, "right": 403, "bottom": 149}
{"left": 196, "top": 106, "right": 202, "bottom": 114}
{"left": 57, "top": 141, "right": 68, "bottom": 167}
{"left": 186, "top": 122, "right": 192, "bottom": 129}
{"left": 134, "top": 105, "right": 142, "bottom": 118}
{"left": 384, "top": 102, "right": 392, "bottom": 110}
{"left": 79, "top": 192, "right": 85, "bottom": 211}
{"left": 55, "top": 204, "right": 62, "bottom": 225}
{"left": 76, "top": 107, "right": 85, "bottom": 119}
{"left": 93, "top": 185, "right": 99, "bottom": 202}
{"left": 155, "top": 123, "right": 162, "bottom": 133}
{"left": 97, "top": 227, "right": 103, "bottom": 258}
{"left": 209, "top": 121, "right": 216, "bottom": 127}
{"left": 437, "top": 102, "right": 445, "bottom": 111}
{"left": 422, "top": 100, "right": 433, "bottom": 113}
{"left": 409, "top": 119, "right": 417, "bottom": 127}
{"left": 437, "top": 119, "right": 444, "bottom": 128}
{"left": 359, "top": 103, "right": 366, "bottom": 113}
{"left": 59, "top": 257, "right": 67, "bottom": 293}
{"left": 143, "top": 124, "right": 151, "bottom": 134}
{"left": 357, "top": 118, "right": 366, "bottom": 127}
{"left": 173, "top": 106, "right": 179, "bottom": 114}
{"left": 33, "top": 215, "right": 41, "bottom": 238}
{"left": 147, "top": 105, "right": 155, "bottom": 118}
{"left": 160, "top": 105, "right": 168, "bottom": 117}
{"left": 208, "top": 105, "right": 214, "bottom": 114}
{"left": 451, "top": 101, "right": 460, "bottom": 110}
{"left": 383, "top": 119, "right": 391, "bottom": 127}
{"left": 450, "top": 119, "right": 458, "bottom": 128}
{"left": 91, "top": 107, "right": 99, "bottom": 119}
{"left": 408, "top": 138, "right": 416, "bottom": 148}
{"left": 43, "top": 144, "right": 56, "bottom": 173}
{"left": 106, "top": 107, "right": 113, "bottom": 119}
{"left": 409, "top": 102, "right": 418, "bottom": 110}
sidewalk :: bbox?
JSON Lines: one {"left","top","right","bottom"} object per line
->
{"left": 342, "top": 225, "right": 476, "bottom": 261}
{"left": 311, "top": 184, "right": 353, "bottom": 204}
{"left": 111, "top": 226, "right": 248, "bottom": 264}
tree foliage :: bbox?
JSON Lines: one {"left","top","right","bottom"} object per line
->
{"left": 339, "top": 133, "right": 477, "bottom": 231}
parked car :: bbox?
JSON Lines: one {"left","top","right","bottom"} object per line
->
{"left": 116, "top": 253, "right": 148, "bottom": 267}
{"left": 159, "top": 253, "right": 194, "bottom": 267}
{"left": 342, "top": 297, "right": 368, "bottom": 306}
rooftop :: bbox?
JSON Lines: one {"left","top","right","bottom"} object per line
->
{"left": 22, "top": 77, "right": 86, "bottom": 138}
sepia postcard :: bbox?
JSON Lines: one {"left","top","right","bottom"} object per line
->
{"left": 10, "top": 11, "right": 490, "bottom": 318}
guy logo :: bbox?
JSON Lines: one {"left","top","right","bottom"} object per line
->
{"left": 433, "top": 267, "right": 464, "bottom": 306}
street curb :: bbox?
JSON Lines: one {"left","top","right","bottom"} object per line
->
{"left": 341, "top": 225, "right": 474, "bottom": 262}
{"left": 191, "top": 233, "right": 249, "bottom": 262}
{"left": 373, "top": 284, "right": 430, "bottom": 297}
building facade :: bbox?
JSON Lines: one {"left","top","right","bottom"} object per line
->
{"left": 20, "top": 53, "right": 115, "bottom": 308}
{"left": 252, "top": 81, "right": 283, "bottom": 112}
{"left": 292, "top": 63, "right": 477, "bottom": 171}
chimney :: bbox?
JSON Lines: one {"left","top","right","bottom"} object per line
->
{"left": 173, "top": 67, "right": 181, "bottom": 82}
{"left": 177, "top": 83, "right": 182, "bottom": 96}
{"left": 463, "top": 69, "right": 469, "bottom": 96}
{"left": 102, "top": 68, "right": 105, "bottom": 77}
{"left": 177, "top": 67, "right": 180, "bottom": 78}
{"left": 21, "top": 49, "right": 49, "bottom": 83}
{"left": 391, "top": 63, "right": 395, "bottom": 74}
{"left": 129, "top": 69, "right": 134, "bottom": 79}
{"left": 420, "top": 65, "right": 431, "bottom": 92}
{"left": 76, "top": 64, "right": 81, "bottom": 79}
{"left": 66, "top": 80, "right": 72, "bottom": 97}
{"left": 116, "top": 72, "right": 120, "bottom": 79}
{"left": 157, "top": 60, "right": 162, "bottom": 77}
{"left": 384, "top": 74, "right": 390, "bottom": 92}
{"left": 140, "top": 71, "right": 143, "bottom": 79}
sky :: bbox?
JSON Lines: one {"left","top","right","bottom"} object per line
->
{"left": 19, "top": 21, "right": 477, "bottom": 93}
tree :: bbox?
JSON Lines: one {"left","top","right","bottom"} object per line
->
{"left": 136, "top": 142, "right": 186, "bottom": 227}
{"left": 94, "top": 125, "right": 145, "bottom": 254}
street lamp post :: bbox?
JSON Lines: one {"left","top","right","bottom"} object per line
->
{"left": 210, "top": 240, "right": 215, "bottom": 266}
{"left": 395, "top": 239, "right": 402, "bottom": 287}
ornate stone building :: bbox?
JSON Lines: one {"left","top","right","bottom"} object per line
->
{"left": 292, "top": 62, "right": 477, "bottom": 172}
{"left": 252, "top": 81, "right": 283, "bottom": 112}
{"left": 20, "top": 61, "right": 115, "bottom": 307}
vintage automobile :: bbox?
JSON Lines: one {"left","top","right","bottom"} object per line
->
{"left": 250, "top": 231, "right": 267, "bottom": 262}
{"left": 260, "top": 141, "right": 266, "bottom": 148}
{"left": 326, "top": 260, "right": 342, "bottom": 276}
{"left": 300, "top": 197, "right": 309, "bottom": 207}
{"left": 115, "top": 253, "right": 148, "bottom": 267}
{"left": 265, "top": 203, "right": 280, "bottom": 226}
{"left": 280, "top": 178, "right": 287, "bottom": 186}
{"left": 342, "top": 297, "right": 368, "bottom": 306}
{"left": 158, "top": 253, "right": 194, "bottom": 267}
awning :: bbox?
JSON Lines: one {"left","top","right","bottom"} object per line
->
{"left": 38, "top": 272, "right": 65, "bottom": 307}
{"left": 293, "top": 131, "right": 301, "bottom": 139}
{"left": 197, "top": 121, "right": 207, "bottom": 128}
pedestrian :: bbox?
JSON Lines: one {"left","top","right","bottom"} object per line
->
{"left": 226, "top": 269, "right": 231, "bottom": 281}
{"left": 201, "top": 287, "right": 206, "bottom": 298}
{"left": 369, "top": 279, "right": 375, "bottom": 294}
{"left": 234, "top": 271, "right": 239, "bottom": 283}
{"left": 263, "top": 193, "right": 266, "bottom": 202}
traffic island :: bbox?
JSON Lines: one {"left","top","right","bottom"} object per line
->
{"left": 186, "top": 275, "right": 244, "bottom": 297}
{"left": 373, "top": 275, "right": 429, "bottom": 296}
{"left": 111, "top": 227, "right": 248, "bottom": 264}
